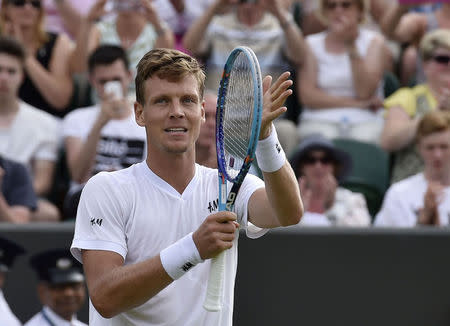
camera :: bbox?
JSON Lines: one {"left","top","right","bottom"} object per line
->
{"left": 104, "top": 81, "right": 124, "bottom": 100}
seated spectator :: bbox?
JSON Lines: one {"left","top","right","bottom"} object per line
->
{"left": 375, "top": 111, "right": 450, "bottom": 227}
{"left": 381, "top": 29, "right": 450, "bottom": 183}
{"left": 0, "top": 0, "right": 74, "bottom": 118}
{"left": 26, "top": 249, "right": 87, "bottom": 326}
{"left": 183, "top": 0, "right": 305, "bottom": 92}
{"left": 0, "top": 236, "right": 25, "bottom": 326}
{"left": 153, "top": 0, "right": 214, "bottom": 53}
{"left": 62, "top": 44, "right": 147, "bottom": 219}
{"left": 289, "top": 134, "right": 371, "bottom": 226}
{"left": 195, "top": 90, "right": 217, "bottom": 168}
{"left": 70, "top": 0, "right": 174, "bottom": 98}
{"left": 0, "top": 155, "right": 37, "bottom": 223}
{"left": 183, "top": 0, "right": 306, "bottom": 155}
{"left": 0, "top": 36, "right": 61, "bottom": 222}
{"left": 380, "top": 0, "right": 450, "bottom": 86}
{"left": 298, "top": 0, "right": 390, "bottom": 145}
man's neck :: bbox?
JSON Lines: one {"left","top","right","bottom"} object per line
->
{"left": 0, "top": 98, "right": 20, "bottom": 127}
{"left": 146, "top": 151, "right": 197, "bottom": 195}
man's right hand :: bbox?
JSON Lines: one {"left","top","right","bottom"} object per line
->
{"left": 192, "top": 211, "right": 239, "bottom": 260}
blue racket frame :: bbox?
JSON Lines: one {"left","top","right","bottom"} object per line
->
{"left": 215, "top": 46, "right": 263, "bottom": 212}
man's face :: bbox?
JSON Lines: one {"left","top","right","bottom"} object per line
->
{"left": 418, "top": 130, "right": 450, "bottom": 178}
{"left": 424, "top": 47, "right": 450, "bottom": 88}
{"left": 89, "top": 59, "right": 132, "bottom": 101}
{"left": 135, "top": 74, "right": 205, "bottom": 155}
{"left": 38, "top": 282, "right": 86, "bottom": 321}
{"left": 0, "top": 53, "right": 23, "bottom": 100}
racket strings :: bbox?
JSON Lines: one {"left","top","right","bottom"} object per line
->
{"left": 222, "top": 53, "right": 255, "bottom": 179}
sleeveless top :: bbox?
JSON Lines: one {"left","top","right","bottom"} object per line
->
{"left": 18, "top": 32, "right": 66, "bottom": 118}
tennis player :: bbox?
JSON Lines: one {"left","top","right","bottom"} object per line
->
{"left": 71, "top": 48, "right": 303, "bottom": 325}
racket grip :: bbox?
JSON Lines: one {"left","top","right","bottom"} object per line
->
{"left": 203, "top": 251, "right": 226, "bottom": 311}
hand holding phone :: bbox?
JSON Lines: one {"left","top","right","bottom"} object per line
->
{"left": 104, "top": 81, "right": 124, "bottom": 100}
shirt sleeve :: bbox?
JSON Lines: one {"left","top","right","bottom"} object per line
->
{"left": 383, "top": 87, "right": 416, "bottom": 117}
{"left": 71, "top": 172, "right": 129, "bottom": 263}
{"left": 233, "top": 173, "right": 267, "bottom": 239}
{"left": 373, "top": 185, "right": 412, "bottom": 227}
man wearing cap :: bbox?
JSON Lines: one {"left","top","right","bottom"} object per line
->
{"left": 289, "top": 134, "right": 371, "bottom": 226}
{"left": 0, "top": 236, "right": 25, "bottom": 326}
{"left": 25, "top": 249, "right": 87, "bottom": 326}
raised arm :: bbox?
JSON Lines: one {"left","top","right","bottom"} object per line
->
{"left": 69, "top": 0, "right": 105, "bottom": 74}
{"left": 141, "top": 0, "right": 174, "bottom": 49}
{"left": 182, "top": 0, "right": 230, "bottom": 57}
{"left": 262, "top": 0, "right": 307, "bottom": 66}
{"left": 53, "top": 0, "right": 83, "bottom": 39}
{"left": 379, "top": 2, "right": 427, "bottom": 43}
{"left": 248, "top": 72, "right": 303, "bottom": 228}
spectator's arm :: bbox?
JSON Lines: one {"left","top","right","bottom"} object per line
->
{"left": 349, "top": 34, "right": 388, "bottom": 99}
{"left": 182, "top": 0, "right": 227, "bottom": 57}
{"left": 298, "top": 45, "right": 365, "bottom": 109}
{"left": 380, "top": 3, "right": 426, "bottom": 43}
{"left": 0, "top": 195, "right": 31, "bottom": 223}
{"left": 380, "top": 105, "right": 419, "bottom": 152}
{"left": 142, "top": 0, "right": 175, "bottom": 49}
{"left": 53, "top": 0, "right": 83, "bottom": 38}
{"left": 25, "top": 34, "right": 74, "bottom": 109}
{"left": 278, "top": 12, "right": 307, "bottom": 66}
{"left": 65, "top": 114, "right": 109, "bottom": 184}
{"left": 69, "top": 0, "right": 105, "bottom": 74}
{"left": 32, "top": 160, "right": 55, "bottom": 196}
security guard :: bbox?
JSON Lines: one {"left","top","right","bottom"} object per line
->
{"left": 25, "top": 249, "right": 87, "bottom": 326}
{"left": 0, "top": 236, "right": 25, "bottom": 326}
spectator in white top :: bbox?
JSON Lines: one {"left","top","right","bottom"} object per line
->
{"left": 62, "top": 44, "right": 146, "bottom": 219}
{"left": 298, "top": 0, "right": 390, "bottom": 144}
{"left": 375, "top": 110, "right": 450, "bottom": 227}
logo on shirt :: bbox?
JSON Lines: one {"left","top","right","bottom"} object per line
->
{"left": 90, "top": 218, "right": 103, "bottom": 227}
{"left": 276, "top": 143, "right": 281, "bottom": 154}
{"left": 207, "top": 198, "right": 219, "bottom": 213}
{"left": 181, "top": 262, "right": 194, "bottom": 272}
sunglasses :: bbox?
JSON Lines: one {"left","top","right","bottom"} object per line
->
{"left": 431, "top": 55, "right": 450, "bottom": 65}
{"left": 303, "top": 155, "right": 334, "bottom": 165}
{"left": 325, "top": 1, "right": 353, "bottom": 10}
{"left": 8, "top": 0, "right": 41, "bottom": 9}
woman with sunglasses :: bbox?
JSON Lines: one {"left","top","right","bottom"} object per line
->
{"left": 289, "top": 134, "right": 371, "bottom": 226}
{"left": 0, "top": 0, "right": 74, "bottom": 118}
{"left": 381, "top": 29, "right": 450, "bottom": 184}
{"left": 297, "top": 0, "right": 390, "bottom": 145}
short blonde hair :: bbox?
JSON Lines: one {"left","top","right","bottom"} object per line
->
{"left": 419, "top": 29, "right": 450, "bottom": 62}
{"left": 135, "top": 48, "right": 206, "bottom": 105}
{"left": 315, "top": 0, "right": 369, "bottom": 25}
{"left": 416, "top": 111, "right": 450, "bottom": 142}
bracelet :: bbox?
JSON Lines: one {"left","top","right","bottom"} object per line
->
{"left": 255, "top": 125, "right": 286, "bottom": 173}
{"left": 160, "top": 232, "right": 204, "bottom": 280}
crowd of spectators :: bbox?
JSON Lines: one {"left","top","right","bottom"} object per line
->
{"left": 1, "top": 0, "right": 450, "bottom": 229}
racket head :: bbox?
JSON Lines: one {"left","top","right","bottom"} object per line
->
{"left": 216, "top": 46, "right": 263, "bottom": 185}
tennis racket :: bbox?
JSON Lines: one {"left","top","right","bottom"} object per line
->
{"left": 203, "top": 46, "right": 263, "bottom": 311}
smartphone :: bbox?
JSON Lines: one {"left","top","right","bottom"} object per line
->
{"left": 104, "top": 81, "right": 124, "bottom": 99}
{"left": 113, "top": 0, "right": 143, "bottom": 12}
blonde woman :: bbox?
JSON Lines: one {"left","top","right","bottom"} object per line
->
{"left": 298, "top": 0, "right": 390, "bottom": 144}
{"left": 0, "top": 0, "right": 74, "bottom": 117}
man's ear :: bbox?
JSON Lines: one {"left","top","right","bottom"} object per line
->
{"left": 134, "top": 102, "right": 146, "bottom": 127}
{"left": 37, "top": 283, "right": 48, "bottom": 305}
{"left": 201, "top": 100, "right": 206, "bottom": 123}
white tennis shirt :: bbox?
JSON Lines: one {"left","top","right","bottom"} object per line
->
{"left": 71, "top": 161, "right": 265, "bottom": 326}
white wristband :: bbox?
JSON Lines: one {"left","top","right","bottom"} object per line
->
{"left": 255, "top": 125, "right": 286, "bottom": 172}
{"left": 160, "top": 232, "right": 204, "bottom": 280}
